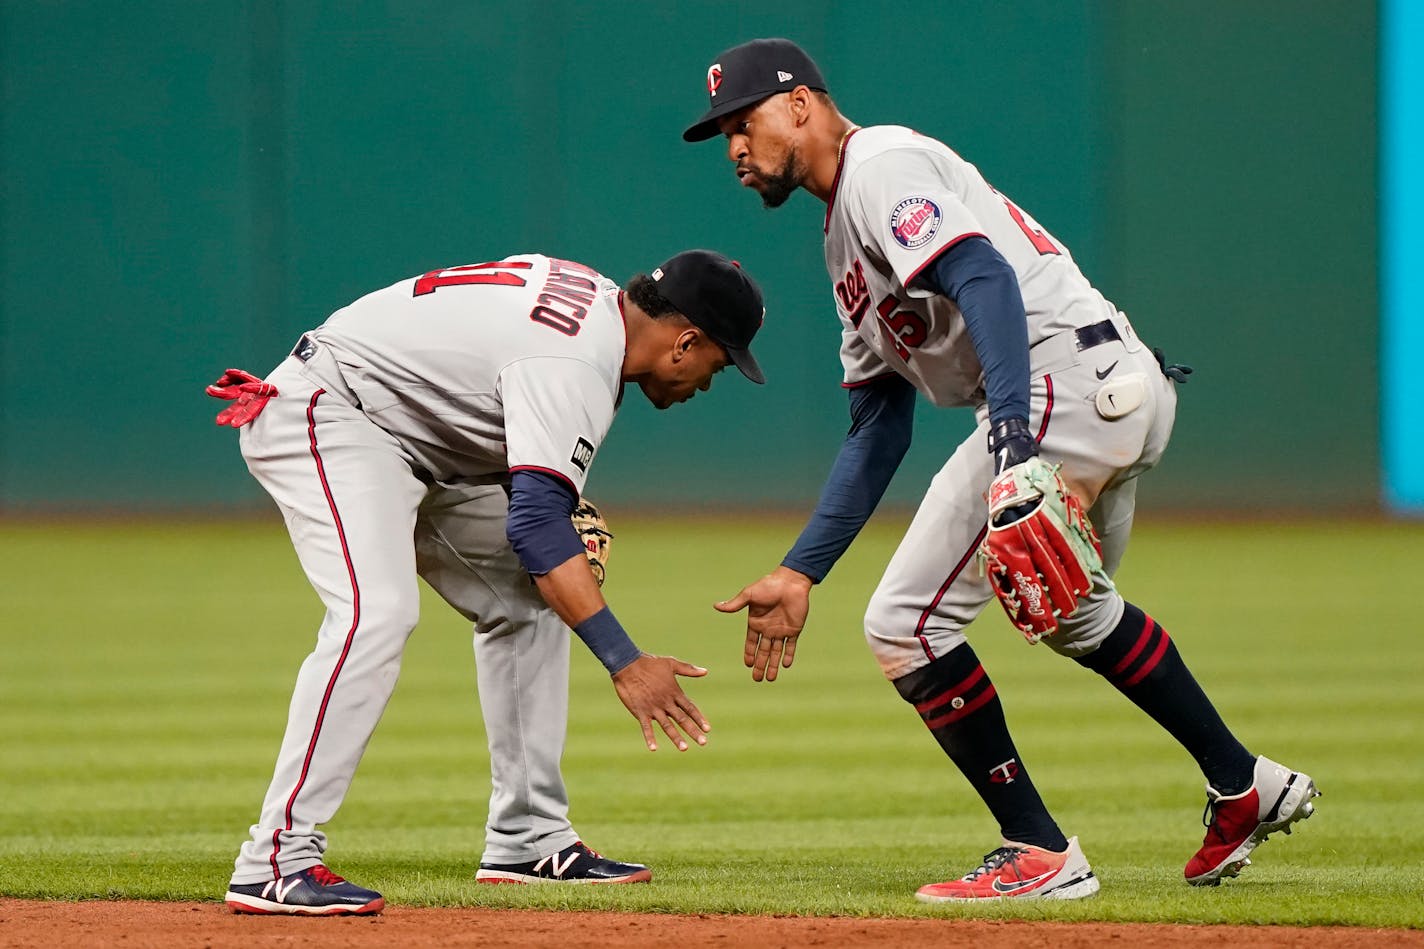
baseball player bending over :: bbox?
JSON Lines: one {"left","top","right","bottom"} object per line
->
{"left": 210, "top": 250, "right": 766, "bottom": 914}
{"left": 687, "top": 39, "right": 1318, "bottom": 901}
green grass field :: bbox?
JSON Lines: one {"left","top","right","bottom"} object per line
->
{"left": 2, "top": 515, "right": 1422, "bottom": 927}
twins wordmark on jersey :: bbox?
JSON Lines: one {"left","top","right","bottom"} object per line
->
{"left": 834, "top": 259, "right": 929, "bottom": 364}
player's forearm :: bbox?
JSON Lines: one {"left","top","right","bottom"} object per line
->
{"left": 781, "top": 375, "right": 916, "bottom": 581}
{"left": 533, "top": 556, "right": 642, "bottom": 675}
{"left": 532, "top": 554, "right": 609, "bottom": 627}
{"left": 510, "top": 471, "right": 642, "bottom": 674}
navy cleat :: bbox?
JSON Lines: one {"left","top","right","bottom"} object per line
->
{"left": 475, "top": 840, "right": 651, "bottom": 884}
{"left": 225, "top": 864, "right": 385, "bottom": 915}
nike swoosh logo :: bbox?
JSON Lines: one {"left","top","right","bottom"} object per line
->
{"left": 1095, "top": 361, "right": 1118, "bottom": 380}
{"left": 991, "top": 870, "right": 1057, "bottom": 894}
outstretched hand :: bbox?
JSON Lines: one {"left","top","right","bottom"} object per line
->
{"left": 714, "top": 566, "right": 813, "bottom": 682}
{"left": 611, "top": 655, "right": 709, "bottom": 751}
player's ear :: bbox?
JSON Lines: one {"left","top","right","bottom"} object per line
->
{"left": 672, "top": 328, "right": 699, "bottom": 362}
{"left": 789, "top": 85, "right": 813, "bottom": 125}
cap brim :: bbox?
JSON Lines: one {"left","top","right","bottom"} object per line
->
{"left": 682, "top": 91, "right": 779, "bottom": 142}
{"left": 726, "top": 345, "right": 765, "bottom": 385}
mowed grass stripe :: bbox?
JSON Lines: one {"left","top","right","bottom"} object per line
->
{"left": 0, "top": 517, "right": 1420, "bottom": 925}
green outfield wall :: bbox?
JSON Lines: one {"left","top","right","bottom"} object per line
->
{"left": 0, "top": 1, "right": 1377, "bottom": 512}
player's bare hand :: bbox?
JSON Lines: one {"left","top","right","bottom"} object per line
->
{"left": 714, "top": 566, "right": 813, "bottom": 683}
{"left": 611, "top": 654, "right": 710, "bottom": 752}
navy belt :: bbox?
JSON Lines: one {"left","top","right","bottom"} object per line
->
{"left": 1074, "top": 320, "right": 1120, "bottom": 351}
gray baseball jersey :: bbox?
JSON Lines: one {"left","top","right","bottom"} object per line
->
{"left": 820, "top": 126, "right": 1177, "bottom": 677}
{"left": 309, "top": 254, "right": 625, "bottom": 490}
{"left": 230, "top": 254, "right": 628, "bottom": 885}
{"left": 824, "top": 125, "right": 1117, "bottom": 405}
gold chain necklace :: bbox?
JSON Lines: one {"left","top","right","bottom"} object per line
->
{"left": 837, "top": 125, "right": 860, "bottom": 163}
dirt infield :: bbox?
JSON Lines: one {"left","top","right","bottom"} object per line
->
{"left": 1, "top": 900, "right": 1420, "bottom": 949}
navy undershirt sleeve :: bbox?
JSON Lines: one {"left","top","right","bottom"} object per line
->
{"left": 506, "top": 469, "right": 585, "bottom": 575}
{"left": 781, "top": 373, "right": 917, "bottom": 582}
{"left": 915, "top": 236, "right": 1031, "bottom": 426}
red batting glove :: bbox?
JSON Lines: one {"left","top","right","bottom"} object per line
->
{"left": 206, "top": 368, "right": 278, "bottom": 427}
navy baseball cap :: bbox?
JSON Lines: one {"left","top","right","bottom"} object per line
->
{"left": 683, "top": 38, "right": 827, "bottom": 143}
{"left": 651, "top": 249, "right": 766, "bottom": 384}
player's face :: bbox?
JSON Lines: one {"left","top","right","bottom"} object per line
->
{"left": 718, "top": 97, "right": 805, "bottom": 209}
{"left": 639, "top": 331, "right": 732, "bottom": 410}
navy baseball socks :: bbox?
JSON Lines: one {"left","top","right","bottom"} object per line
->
{"left": 894, "top": 644, "right": 1099, "bottom": 900}
{"left": 1075, "top": 601, "right": 1319, "bottom": 883}
{"left": 1073, "top": 602, "right": 1255, "bottom": 793}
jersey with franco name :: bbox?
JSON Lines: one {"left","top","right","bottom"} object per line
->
{"left": 824, "top": 125, "right": 1119, "bottom": 408}
{"left": 308, "top": 253, "right": 625, "bottom": 492}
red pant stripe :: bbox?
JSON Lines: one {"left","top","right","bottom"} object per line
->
{"left": 911, "top": 375, "right": 1053, "bottom": 660}
{"left": 270, "top": 389, "right": 364, "bottom": 879}
{"left": 1035, "top": 375, "right": 1055, "bottom": 442}
{"left": 913, "top": 526, "right": 988, "bottom": 658}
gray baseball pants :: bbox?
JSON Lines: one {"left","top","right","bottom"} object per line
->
{"left": 864, "top": 315, "right": 1179, "bottom": 679}
{"left": 229, "top": 354, "right": 576, "bottom": 886}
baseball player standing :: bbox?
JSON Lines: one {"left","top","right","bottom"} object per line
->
{"left": 210, "top": 249, "right": 766, "bottom": 914}
{"left": 686, "top": 39, "right": 1318, "bottom": 901}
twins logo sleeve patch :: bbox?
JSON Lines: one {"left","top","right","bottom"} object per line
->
{"left": 890, "top": 196, "right": 943, "bottom": 249}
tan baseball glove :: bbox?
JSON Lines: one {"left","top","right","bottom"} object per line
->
{"left": 572, "top": 497, "right": 613, "bottom": 587}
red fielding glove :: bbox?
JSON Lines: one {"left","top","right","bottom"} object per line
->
{"left": 205, "top": 368, "right": 278, "bottom": 427}
{"left": 982, "top": 498, "right": 1094, "bottom": 640}
{"left": 979, "top": 457, "right": 1103, "bottom": 643}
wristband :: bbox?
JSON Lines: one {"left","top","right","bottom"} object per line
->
{"left": 987, "top": 417, "right": 1039, "bottom": 475}
{"left": 572, "top": 606, "right": 642, "bottom": 675}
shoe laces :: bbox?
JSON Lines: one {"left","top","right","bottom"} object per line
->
{"left": 307, "top": 865, "right": 346, "bottom": 886}
{"left": 1199, "top": 793, "right": 1236, "bottom": 845}
{"left": 1200, "top": 797, "right": 1217, "bottom": 829}
{"left": 963, "top": 846, "right": 1025, "bottom": 882}
{"left": 574, "top": 840, "right": 602, "bottom": 859}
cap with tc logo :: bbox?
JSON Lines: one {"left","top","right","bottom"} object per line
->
{"left": 649, "top": 249, "right": 766, "bottom": 384}
{"left": 682, "top": 38, "right": 827, "bottom": 143}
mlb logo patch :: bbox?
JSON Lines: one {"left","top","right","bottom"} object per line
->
{"left": 570, "top": 437, "right": 595, "bottom": 472}
{"left": 889, "top": 196, "right": 942, "bottom": 249}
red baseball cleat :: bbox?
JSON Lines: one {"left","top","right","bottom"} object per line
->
{"left": 1186, "top": 755, "right": 1320, "bottom": 885}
